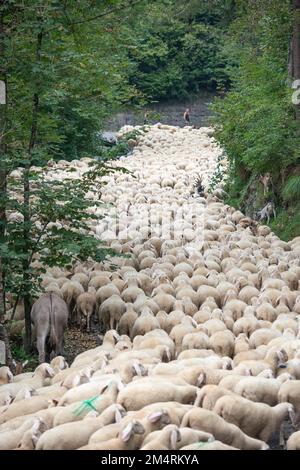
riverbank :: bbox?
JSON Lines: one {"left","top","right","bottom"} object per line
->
{"left": 104, "top": 93, "right": 215, "bottom": 131}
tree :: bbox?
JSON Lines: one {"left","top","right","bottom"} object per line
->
{"left": 0, "top": 2, "right": 6, "bottom": 320}
{"left": 126, "top": 0, "right": 233, "bottom": 102}
{"left": 211, "top": 0, "right": 300, "bottom": 238}
{"left": 292, "top": 0, "right": 300, "bottom": 118}
{"left": 0, "top": 0, "right": 14, "bottom": 367}
{"left": 0, "top": 0, "right": 145, "bottom": 353}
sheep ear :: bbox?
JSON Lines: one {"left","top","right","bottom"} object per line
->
{"left": 100, "top": 382, "right": 110, "bottom": 394}
{"left": 112, "top": 331, "right": 120, "bottom": 341}
{"left": 45, "top": 365, "right": 55, "bottom": 378}
{"left": 7, "top": 370, "right": 13, "bottom": 383}
{"left": 49, "top": 398, "right": 59, "bottom": 407}
{"left": 31, "top": 434, "right": 39, "bottom": 448}
{"left": 147, "top": 411, "right": 163, "bottom": 423}
{"left": 288, "top": 405, "right": 296, "bottom": 426}
{"left": 275, "top": 296, "right": 282, "bottom": 306}
{"left": 132, "top": 362, "right": 142, "bottom": 376}
{"left": 5, "top": 394, "right": 13, "bottom": 405}
{"left": 164, "top": 347, "right": 171, "bottom": 362}
{"left": 277, "top": 349, "right": 288, "bottom": 364}
{"left": 197, "top": 373, "right": 205, "bottom": 387}
{"left": 281, "top": 349, "right": 289, "bottom": 362}
{"left": 22, "top": 360, "right": 29, "bottom": 368}
{"left": 115, "top": 407, "right": 123, "bottom": 423}
{"left": 31, "top": 422, "right": 45, "bottom": 448}
{"left": 31, "top": 419, "right": 41, "bottom": 435}
{"left": 83, "top": 366, "right": 92, "bottom": 378}
{"left": 121, "top": 422, "right": 133, "bottom": 442}
{"left": 117, "top": 380, "right": 125, "bottom": 392}
{"left": 23, "top": 388, "right": 32, "bottom": 400}
{"left": 58, "top": 357, "right": 64, "bottom": 369}
{"left": 134, "top": 421, "right": 145, "bottom": 434}
{"left": 170, "top": 429, "right": 181, "bottom": 450}
{"left": 245, "top": 368, "right": 252, "bottom": 376}
{"left": 72, "top": 374, "right": 81, "bottom": 387}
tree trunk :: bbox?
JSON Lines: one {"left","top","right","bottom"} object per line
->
{"left": 0, "top": 0, "right": 7, "bottom": 320}
{"left": 292, "top": 0, "right": 300, "bottom": 118}
{"left": 0, "top": 2, "right": 13, "bottom": 368}
{"left": 22, "top": 166, "right": 32, "bottom": 352}
{"left": 23, "top": 29, "right": 43, "bottom": 353}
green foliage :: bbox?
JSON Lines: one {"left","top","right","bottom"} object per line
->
{"left": 98, "top": 129, "right": 145, "bottom": 162}
{"left": 282, "top": 176, "right": 300, "bottom": 202}
{"left": 211, "top": 0, "right": 300, "bottom": 237}
{"left": 2, "top": 0, "right": 144, "bottom": 163}
{"left": 0, "top": 1, "right": 150, "bottom": 328}
{"left": 127, "top": 0, "right": 233, "bottom": 101}
{"left": 10, "top": 342, "right": 38, "bottom": 371}
{"left": 270, "top": 203, "right": 300, "bottom": 242}
{"left": 208, "top": 153, "right": 228, "bottom": 193}
{"left": 1, "top": 159, "right": 121, "bottom": 302}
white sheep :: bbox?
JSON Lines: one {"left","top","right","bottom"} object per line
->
{"left": 213, "top": 394, "right": 294, "bottom": 442}
{"left": 98, "top": 295, "right": 126, "bottom": 330}
{"left": 181, "top": 408, "right": 268, "bottom": 450}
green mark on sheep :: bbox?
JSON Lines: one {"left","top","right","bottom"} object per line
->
{"left": 197, "top": 442, "right": 208, "bottom": 449}
{"left": 73, "top": 395, "right": 101, "bottom": 416}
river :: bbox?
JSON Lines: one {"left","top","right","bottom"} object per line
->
{"left": 104, "top": 93, "right": 215, "bottom": 132}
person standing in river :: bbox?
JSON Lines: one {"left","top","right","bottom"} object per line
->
{"left": 183, "top": 108, "right": 191, "bottom": 125}
{"left": 144, "top": 111, "right": 150, "bottom": 125}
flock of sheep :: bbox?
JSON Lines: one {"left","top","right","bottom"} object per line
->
{"left": 1, "top": 124, "right": 300, "bottom": 450}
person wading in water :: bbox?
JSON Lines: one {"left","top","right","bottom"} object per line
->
{"left": 144, "top": 111, "right": 150, "bottom": 125}
{"left": 183, "top": 108, "right": 191, "bottom": 125}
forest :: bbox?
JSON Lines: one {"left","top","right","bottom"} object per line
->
{"left": 0, "top": 0, "right": 300, "bottom": 453}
